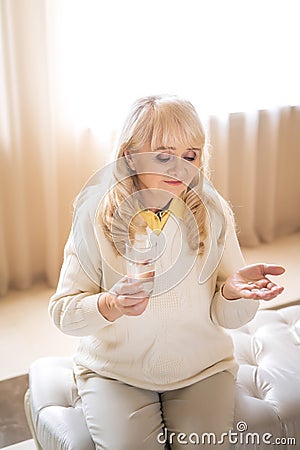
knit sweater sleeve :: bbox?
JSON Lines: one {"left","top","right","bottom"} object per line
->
{"left": 49, "top": 231, "right": 113, "bottom": 337}
{"left": 210, "top": 214, "right": 259, "bottom": 329}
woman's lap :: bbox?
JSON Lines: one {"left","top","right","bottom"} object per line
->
{"left": 74, "top": 366, "right": 234, "bottom": 450}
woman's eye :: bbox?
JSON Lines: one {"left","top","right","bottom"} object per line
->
{"left": 184, "top": 156, "right": 196, "bottom": 161}
{"left": 183, "top": 153, "right": 196, "bottom": 161}
{"left": 155, "top": 152, "right": 197, "bottom": 163}
{"left": 156, "top": 154, "right": 172, "bottom": 163}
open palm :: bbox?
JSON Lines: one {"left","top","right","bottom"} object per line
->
{"left": 222, "top": 263, "right": 285, "bottom": 301}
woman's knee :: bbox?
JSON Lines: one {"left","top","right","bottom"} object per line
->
{"left": 91, "top": 414, "right": 164, "bottom": 450}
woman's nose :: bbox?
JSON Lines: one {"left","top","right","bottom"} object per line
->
{"left": 166, "top": 157, "right": 187, "bottom": 178}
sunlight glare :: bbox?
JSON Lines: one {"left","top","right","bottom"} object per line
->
{"left": 53, "top": 0, "right": 300, "bottom": 134}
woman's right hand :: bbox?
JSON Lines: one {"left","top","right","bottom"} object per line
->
{"left": 97, "top": 276, "right": 150, "bottom": 322}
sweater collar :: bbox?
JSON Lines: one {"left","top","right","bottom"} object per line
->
{"left": 139, "top": 196, "right": 185, "bottom": 220}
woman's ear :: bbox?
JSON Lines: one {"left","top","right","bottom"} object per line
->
{"left": 123, "top": 150, "right": 136, "bottom": 172}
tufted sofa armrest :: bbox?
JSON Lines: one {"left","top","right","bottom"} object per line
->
{"left": 28, "top": 357, "right": 95, "bottom": 450}
{"left": 228, "top": 305, "right": 300, "bottom": 448}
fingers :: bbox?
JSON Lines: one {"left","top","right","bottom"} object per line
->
{"left": 241, "top": 284, "right": 284, "bottom": 301}
{"left": 238, "top": 263, "right": 286, "bottom": 280}
{"left": 117, "top": 293, "right": 149, "bottom": 306}
{"left": 247, "top": 278, "right": 282, "bottom": 290}
{"left": 111, "top": 278, "right": 144, "bottom": 296}
{"left": 115, "top": 296, "right": 149, "bottom": 316}
{"left": 262, "top": 264, "right": 286, "bottom": 276}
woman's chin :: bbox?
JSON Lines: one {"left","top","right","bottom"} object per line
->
{"left": 163, "top": 185, "right": 186, "bottom": 196}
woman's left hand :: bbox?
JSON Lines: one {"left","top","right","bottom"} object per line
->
{"left": 222, "top": 263, "right": 285, "bottom": 301}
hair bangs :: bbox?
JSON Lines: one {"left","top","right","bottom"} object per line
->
{"left": 149, "top": 100, "right": 205, "bottom": 151}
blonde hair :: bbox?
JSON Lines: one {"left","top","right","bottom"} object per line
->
{"left": 100, "top": 95, "right": 227, "bottom": 256}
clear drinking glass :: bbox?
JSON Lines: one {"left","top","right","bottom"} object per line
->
{"left": 125, "top": 235, "right": 157, "bottom": 296}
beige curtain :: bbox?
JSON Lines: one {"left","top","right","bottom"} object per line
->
{"left": 208, "top": 108, "right": 300, "bottom": 247}
{"left": 0, "top": 0, "right": 300, "bottom": 296}
{"left": 0, "top": 0, "right": 111, "bottom": 296}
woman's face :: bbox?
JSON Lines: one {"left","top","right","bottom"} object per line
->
{"left": 124, "top": 142, "right": 201, "bottom": 207}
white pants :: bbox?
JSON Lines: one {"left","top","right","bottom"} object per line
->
{"left": 74, "top": 366, "right": 235, "bottom": 450}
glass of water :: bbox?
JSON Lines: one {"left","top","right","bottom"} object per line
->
{"left": 125, "top": 234, "right": 158, "bottom": 296}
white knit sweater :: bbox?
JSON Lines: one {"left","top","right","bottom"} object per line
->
{"left": 49, "top": 200, "right": 259, "bottom": 391}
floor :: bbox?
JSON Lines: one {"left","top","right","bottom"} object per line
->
{"left": 1, "top": 441, "right": 35, "bottom": 450}
{"left": 241, "top": 230, "right": 300, "bottom": 309}
{"left": 0, "top": 375, "right": 32, "bottom": 449}
{"left": 0, "top": 231, "right": 299, "bottom": 449}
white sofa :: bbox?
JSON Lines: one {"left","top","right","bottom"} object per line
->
{"left": 24, "top": 304, "right": 300, "bottom": 449}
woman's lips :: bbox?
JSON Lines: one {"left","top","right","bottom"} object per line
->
{"left": 163, "top": 180, "right": 183, "bottom": 186}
